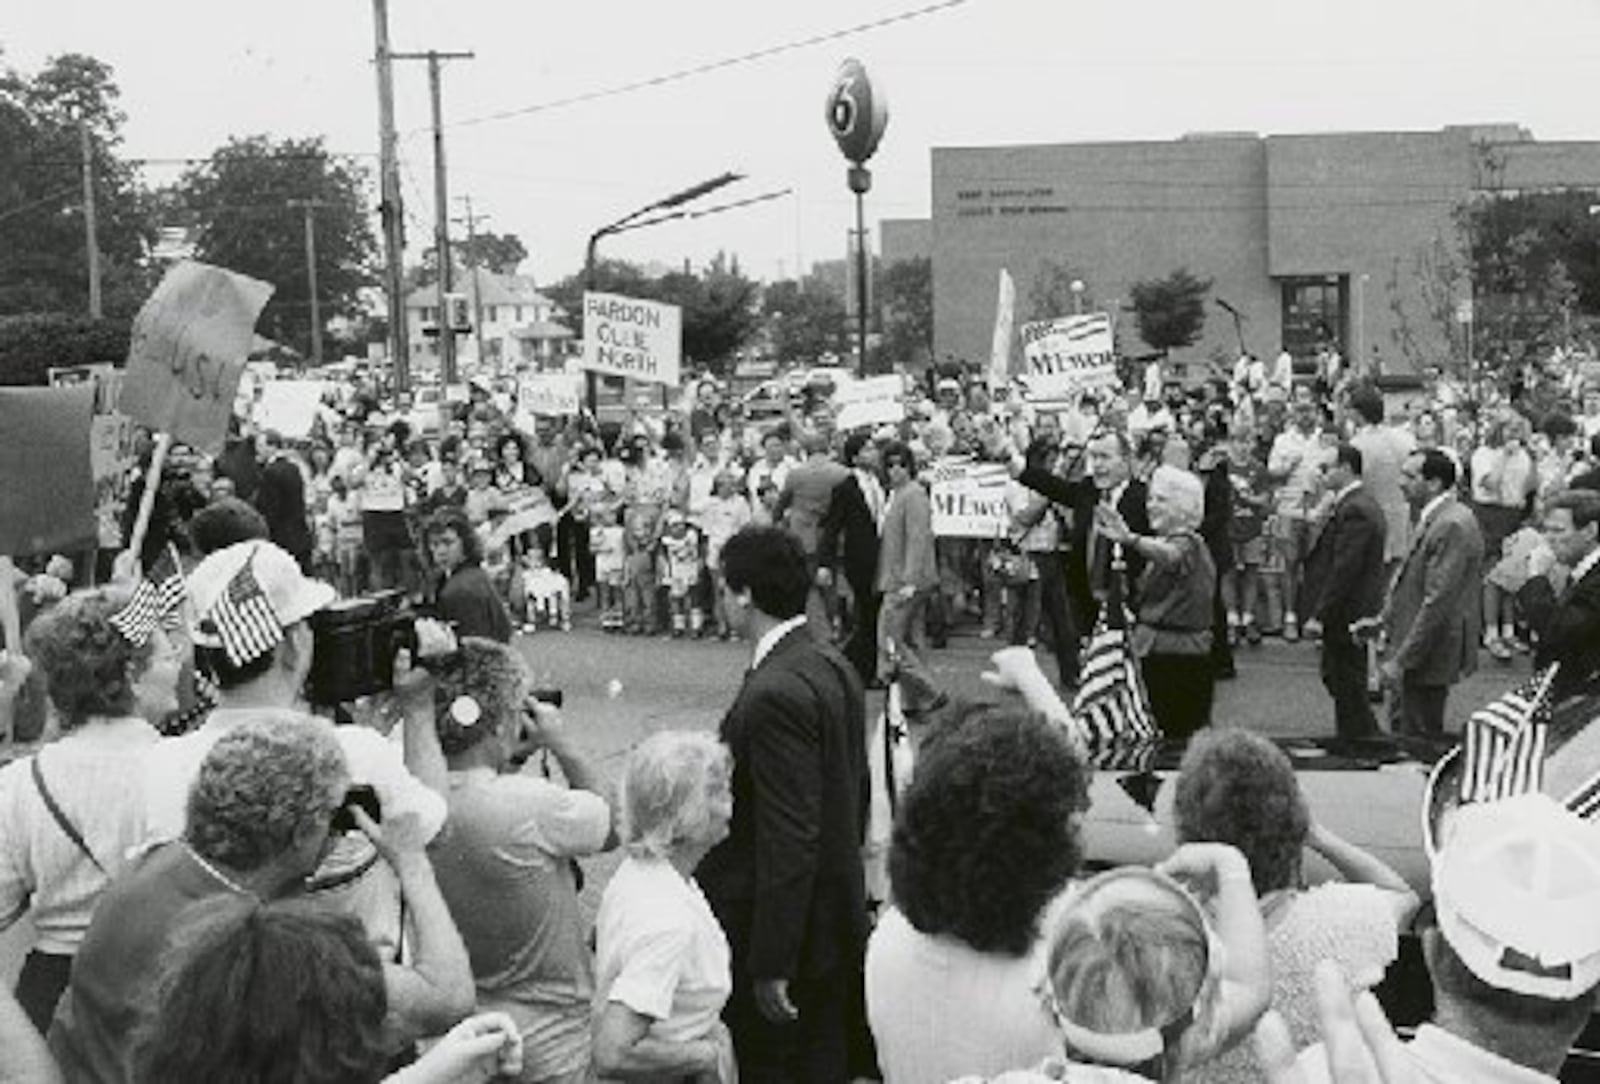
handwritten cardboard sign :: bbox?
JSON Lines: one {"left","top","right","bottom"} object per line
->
{"left": 118, "top": 261, "right": 273, "bottom": 454}
{"left": 834, "top": 374, "right": 904, "bottom": 430}
{"left": 1019, "top": 311, "right": 1118, "bottom": 400}
{"left": 517, "top": 372, "right": 581, "bottom": 417}
{"left": 580, "top": 292, "right": 682, "bottom": 386}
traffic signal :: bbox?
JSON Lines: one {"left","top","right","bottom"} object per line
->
{"left": 448, "top": 293, "right": 472, "bottom": 332}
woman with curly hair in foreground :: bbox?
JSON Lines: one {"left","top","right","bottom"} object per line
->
{"left": 1173, "top": 729, "right": 1418, "bottom": 1084}
{"left": 133, "top": 896, "right": 522, "bottom": 1084}
{"left": 864, "top": 705, "right": 1090, "bottom": 1084}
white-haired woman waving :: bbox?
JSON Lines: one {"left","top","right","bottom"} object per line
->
{"left": 1095, "top": 464, "right": 1218, "bottom": 740}
{"left": 593, "top": 731, "right": 737, "bottom": 1083}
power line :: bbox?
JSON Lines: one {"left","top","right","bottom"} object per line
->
{"left": 438, "top": 0, "right": 969, "bottom": 131}
{"left": 0, "top": 185, "right": 81, "bottom": 224}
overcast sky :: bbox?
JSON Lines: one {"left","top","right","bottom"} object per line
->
{"left": 9, "top": 0, "right": 1600, "bottom": 285}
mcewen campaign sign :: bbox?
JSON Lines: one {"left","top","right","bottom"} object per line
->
{"left": 1019, "top": 312, "right": 1118, "bottom": 400}
{"left": 118, "top": 261, "right": 273, "bottom": 454}
{"left": 580, "top": 292, "right": 682, "bottom": 386}
{"left": 928, "top": 459, "right": 1012, "bottom": 538}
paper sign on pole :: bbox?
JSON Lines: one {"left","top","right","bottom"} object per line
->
{"left": 928, "top": 459, "right": 1012, "bottom": 538}
{"left": 1019, "top": 312, "right": 1118, "bottom": 400}
{"left": 118, "top": 261, "right": 274, "bottom": 455}
{"left": 834, "top": 374, "right": 904, "bottom": 430}
{"left": 580, "top": 292, "right": 682, "bottom": 386}
{"left": 517, "top": 372, "right": 581, "bottom": 417}
{"left": 988, "top": 268, "right": 1015, "bottom": 388}
{"left": 254, "top": 381, "right": 331, "bottom": 440}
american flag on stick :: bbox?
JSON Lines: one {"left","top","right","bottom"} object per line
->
{"left": 204, "top": 551, "right": 283, "bottom": 666}
{"left": 108, "top": 574, "right": 187, "bottom": 646}
{"left": 1071, "top": 605, "right": 1158, "bottom": 746}
{"left": 1458, "top": 665, "right": 1559, "bottom": 804}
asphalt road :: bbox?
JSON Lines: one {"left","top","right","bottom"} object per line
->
{"left": 1, "top": 621, "right": 1533, "bottom": 987}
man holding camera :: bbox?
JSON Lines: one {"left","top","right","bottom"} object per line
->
{"left": 140, "top": 540, "right": 466, "bottom": 1044}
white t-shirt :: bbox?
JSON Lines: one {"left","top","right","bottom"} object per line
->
{"left": 142, "top": 707, "right": 447, "bottom": 955}
{"left": 595, "top": 855, "right": 732, "bottom": 1047}
{"left": 865, "top": 906, "right": 1062, "bottom": 1084}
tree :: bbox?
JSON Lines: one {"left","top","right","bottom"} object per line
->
{"left": 662, "top": 252, "right": 759, "bottom": 374}
{"left": 458, "top": 231, "right": 527, "bottom": 275}
{"left": 0, "top": 52, "right": 155, "bottom": 317}
{"left": 878, "top": 256, "right": 934, "bottom": 369}
{"left": 542, "top": 258, "right": 658, "bottom": 339}
{"left": 172, "top": 135, "right": 377, "bottom": 357}
{"left": 0, "top": 313, "right": 130, "bottom": 385}
{"left": 1129, "top": 268, "right": 1211, "bottom": 356}
{"left": 761, "top": 277, "right": 848, "bottom": 364}
{"left": 1026, "top": 259, "right": 1099, "bottom": 322}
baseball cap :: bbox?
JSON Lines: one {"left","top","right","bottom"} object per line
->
{"left": 187, "top": 541, "right": 337, "bottom": 648}
{"left": 1432, "top": 792, "right": 1600, "bottom": 1000}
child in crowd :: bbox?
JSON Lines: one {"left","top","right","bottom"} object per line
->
{"left": 519, "top": 546, "right": 572, "bottom": 632}
{"left": 464, "top": 460, "right": 501, "bottom": 528}
{"left": 1484, "top": 511, "right": 1548, "bottom": 661}
{"left": 1225, "top": 433, "right": 1270, "bottom": 645}
{"left": 325, "top": 477, "right": 365, "bottom": 597}
{"left": 622, "top": 515, "right": 658, "bottom": 635}
{"left": 591, "top": 507, "right": 627, "bottom": 632}
{"left": 657, "top": 510, "right": 704, "bottom": 638}
{"left": 700, "top": 471, "right": 753, "bottom": 640}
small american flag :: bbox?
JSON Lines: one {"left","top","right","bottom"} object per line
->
{"left": 204, "top": 552, "right": 283, "bottom": 666}
{"left": 1071, "top": 607, "right": 1158, "bottom": 746}
{"left": 108, "top": 574, "right": 187, "bottom": 646}
{"left": 1458, "top": 666, "right": 1559, "bottom": 804}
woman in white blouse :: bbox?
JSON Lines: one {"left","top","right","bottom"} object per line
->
{"left": 593, "top": 730, "right": 736, "bottom": 1083}
{"left": 0, "top": 586, "right": 182, "bottom": 1030}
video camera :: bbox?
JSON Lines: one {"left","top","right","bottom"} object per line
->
{"left": 307, "top": 591, "right": 418, "bottom": 705}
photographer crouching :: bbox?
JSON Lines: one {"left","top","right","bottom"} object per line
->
{"left": 424, "top": 637, "right": 617, "bottom": 1084}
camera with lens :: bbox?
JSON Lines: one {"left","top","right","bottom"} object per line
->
{"left": 308, "top": 591, "right": 418, "bottom": 705}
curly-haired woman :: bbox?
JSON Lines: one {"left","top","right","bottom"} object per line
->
{"left": 0, "top": 586, "right": 182, "bottom": 1030}
{"left": 427, "top": 637, "right": 612, "bottom": 1084}
{"left": 864, "top": 705, "right": 1090, "bottom": 1084}
{"left": 1173, "top": 729, "right": 1418, "bottom": 1084}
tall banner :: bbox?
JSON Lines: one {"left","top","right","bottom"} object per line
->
{"left": 928, "top": 459, "right": 1011, "bottom": 538}
{"left": 579, "top": 292, "right": 682, "bottom": 386}
{"left": 1019, "top": 312, "right": 1118, "bottom": 400}
{"left": 0, "top": 385, "right": 97, "bottom": 556}
{"left": 118, "top": 261, "right": 274, "bottom": 454}
{"left": 988, "top": 268, "right": 1015, "bottom": 388}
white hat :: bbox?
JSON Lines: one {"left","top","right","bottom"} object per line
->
{"left": 1432, "top": 793, "right": 1600, "bottom": 1000}
{"left": 186, "top": 540, "right": 337, "bottom": 648}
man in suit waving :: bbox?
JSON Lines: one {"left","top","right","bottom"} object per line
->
{"left": 699, "top": 526, "right": 870, "bottom": 1083}
{"left": 1382, "top": 449, "right": 1484, "bottom": 738}
{"left": 817, "top": 432, "right": 886, "bottom": 684}
{"left": 1304, "top": 443, "right": 1388, "bottom": 743}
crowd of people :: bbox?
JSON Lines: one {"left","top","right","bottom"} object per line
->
{"left": 1, "top": 340, "right": 1599, "bottom": 1083}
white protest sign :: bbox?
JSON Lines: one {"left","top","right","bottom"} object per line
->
{"left": 254, "top": 381, "right": 331, "bottom": 440}
{"left": 580, "top": 292, "right": 682, "bottom": 386}
{"left": 517, "top": 372, "right": 581, "bottom": 416}
{"left": 988, "top": 268, "right": 1015, "bottom": 388}
{"left": 928, "top": 459, "right": 1012, "bottom": 538}
{"left": 834, "top": 374, "right": 904, "bottom": 430}
{"left": 1019, "top": 311, "right": 1118, "bottom": 400}
{"left": 118, "top": 261, "right": 274, "bottom": 454}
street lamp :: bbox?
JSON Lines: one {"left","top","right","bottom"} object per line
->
{"left": 1070, "top": 279, "right": 1085, "bottom": 316}
{"left": 583, "top": 172, "right": 745, "bottom": 411}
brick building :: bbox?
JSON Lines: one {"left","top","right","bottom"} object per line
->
{"left": 914, "top": 124, "right": 1600, "bottom": 379}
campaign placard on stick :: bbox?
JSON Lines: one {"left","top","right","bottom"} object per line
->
{"left": 580, "top": 292, "right": 681, "bottom": 386}
{"left": 834, "top": 374, "right": 904, "bottom": 430}
{"left": 118, "top": 261, "right": 274, "bottom": 454}
{"left": 517, "top": 372, "right": 581, "bottom": 416}
{"left": 928, "top": 458, "right": 1012, "bottom": 538}
{"left": 0, "top": 385, "right": 97, "bottom": 556}
{"left": 1019, "top": 312, "right": 1118, "bottom": 399}
{"left": 254, "top": 381, "right": 332, "bottom": 440}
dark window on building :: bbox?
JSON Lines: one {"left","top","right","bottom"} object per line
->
{"left": 1280, "top": 276, "right": 1347, "bottom": 364}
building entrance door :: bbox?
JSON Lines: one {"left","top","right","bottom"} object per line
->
{"left": 1280, "top": 276, "right": 1348, "bottom": 366}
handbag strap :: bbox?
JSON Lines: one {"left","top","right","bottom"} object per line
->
{"left": 31, "top": 755, "right": 107, "bottom": 875}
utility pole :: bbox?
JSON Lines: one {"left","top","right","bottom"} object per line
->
{"left": 79, "top": 120, "right": 101, "bottom": 319}
{"left": 371, "top": 0, "right": 410, "bottom": 393}
{"left": 287, "top": 200, "right": 327, "bottom": 367}
{"left": 394, "top": 49, "right": 474, "bottom": 387}
{"left": 454, "top": 195, "right": 488, "bottom": 374}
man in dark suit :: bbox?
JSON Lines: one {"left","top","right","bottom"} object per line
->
{"left": 1382, "top": 449, "right": 1484, "bottom": 738}
{"left": 1017, "top": 429, "right": 1150, "bottom": 631}
{"left": 817, "top": 432, "right": 884, "bottom": 684}
{"left": 1523, "top": 488, "right": 1600, "bottom": 701}
{"left": 699, "top": 526, "right": 870, "bottom": 1083}
{"left": 777, "top": 430, "right": 850, "bottom": 633}
{"left": 252, "top": 431, "right": 313, "bottom": 571}
{"left": 1303, "top": 443, "right": 1388, "bottom": 742}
